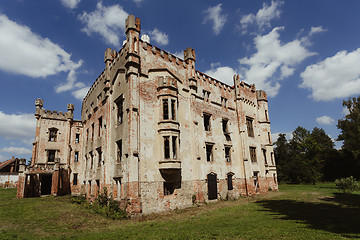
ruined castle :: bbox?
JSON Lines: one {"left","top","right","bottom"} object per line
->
{"left": 17, "top": 15, "right": 277, "bottom": 214}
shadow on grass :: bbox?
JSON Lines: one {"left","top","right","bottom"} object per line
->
{"left": 257, "top": 195, "right": 360, "bottom": 238}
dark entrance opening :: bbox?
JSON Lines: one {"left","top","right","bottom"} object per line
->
{"left": 207, "top": 173, "right": 217, "bottom": 200}
{"left": 41, "top": 174, "right": 52, "bottom": 195}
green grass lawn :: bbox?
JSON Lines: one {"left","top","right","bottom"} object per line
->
{"left": 1, "top": 183, "right": 359, "bottom": 239}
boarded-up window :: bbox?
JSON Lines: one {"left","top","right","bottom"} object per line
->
{"left": 246, "top": 117, "right": 254, "bottom": 137}
{"left": 250, "top": 147, "right": 257, "bottom": 163}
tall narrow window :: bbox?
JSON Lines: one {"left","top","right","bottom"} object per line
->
{"left": 90, "top": 151, "right": 93, "bottom": 169}
{"left": 91, "top": 123, "right": 94, "bottom": 141}
{"left": 75, "top": 133, "right": 80, "bottom": 143}
{"left": 98, "top": 117, "right": 102, "bottom": 137}
{"left": 172, "top": 136, "right": 177, "bottom": 159}
{"left": 116, "top": 140, "right": 122, "bottom": 162}
{"left": 49, "top": 129, "right": 57, "bottom": 142}
{"left": 253, "top": 171, "right": 259, "bottom": 192}
{"left": 164, "top": 137, "right": 170, "bottom": 159}
{"left": 263, "top": 149, "right": 267, "bottom": 165}
{"left": 221, "top": 97, "right": 227, "bottom": 107}
{"left": 86, "top": 129, "right": 89, "bottom": 143}
{"left": 206, "top": 143, "right": 214, "bottom": 162}
{"left": 97, "top": 148, "right": 102, "bottom": 167}
{"left": 250, "top": 147, "right": 257, "bottom": 163}
{"left": 225, "top": 146, "right": 231, "bottom": 163}
{"left": 246, "top": 117, "right": 254, "bottom": 137}
{"left": 222, "top": 119, "right": 228, "bottom": 134}
{"left": 268, "top": 132, "right": 272, "bottom": 144}
{"left": 271, "top": 152, "right": 275, "bottom": 165}
{"left": 227, "top": 173, "right": 233, "bottom": 190}
{"left": 204, "top": 113, "right": 211, "bottom": 131}
{"left": 115, "top": 95, "right": 124, "bottom": 124}
{"left": 74, "top": 152, "right": 79, "bottom": 163}
{"left": 73, "top": 173, "right": 78, "bottom": 186}
{"left": 171, "top": 99, "right": 176, "bottom": 120}
{"left": 48, "top": 150, "right": 56, "bottom": 162}
{"left": 163, "top": 99, "right": 169, "bottom": 120}
{"left": 265, "top": 110, "right": 268, "bottom": 121}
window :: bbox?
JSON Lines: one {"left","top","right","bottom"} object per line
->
{"left": 172, "top": 136, "right": 177, "bottom": 159}
{"left": 265, "top": 110, "right": 268, "bottom": 121}
{"left": 164, "top": 182, "right": 175, "bottom": 195}
{"left": 171, "top": 99, "right": 176, "bottom": 120}
{"left": 271, "top": 152, "right": 275, "bottom": 165}
{"left": 91, "top": 123, "right": 94, "bottom": 141}
{"left": 86, "top": 129, "right": 89, "bottom": 143}
{"left": 75, "top": 134, "right": 80, "bottom": 143}
{"left": 97, "top": 93, "right": 102, "bottom": 106}
{"left": 246, "top": 117, "right": 254, "bottom": 137}
{"left": 250, "top": 147, "right": 257, "bottom": 163}
{"left": 221, "top": 97, "right": 227, "bottom": 107}
{"left": 74, "top": 152, "right": 79, "bottom": 163}
{"left": 163, "top": 99, "right": 169, "bottom": 120}
{"left": 253, "top": 171, "right": 259, "bottom": 192}
{"left": 115, "top": 95, "right": 124, "bottom": 124}
{"left": 49, "top": 129, "right": 57, "bottom": 142}
{"left": 97, "top": 148, "right": 102, "bottom": 167}
{"left": 273, "top": 173, "right": 277, "bottom": 184}
{"left": 73, "top": 173, "right": 78, "bottom": 185}
{"left": 116, "top": 179, "right": 121, "bottom": 200}
{"left": 90, "top": 151, "right": 93, "bottom": 169}
{"left": 222, "top": 119, "right": 228, "bottom": 134}
{"left": 227, "top": 173, "right": 233, "bottom": 190}
{"left": 263, "top": 149, "right": 267, "bottom": 165}
{"left": 206, "top": 143, "right": 214, "bottom": 162}
{"left": 164, "top": 137, "right": 170, "bottom": 159}
{"left": 98, "top": 117, "right": 102, "bottom": 137}
{"left": 48, "top": 150, "right": 56, "bottom": 162}
{"left": 116, "top": 140, "right": 122, "bottom": 162}
{"left": 225, "top": 146, "right": 231, "bottom": 163}
{"left": 204, "top": 113, "right": 211, "bottom": 131}
{"left": 268, "top": 132, "right": 272, "bottom": 144}
{"left": 203, "top": 90, "right": 210, "bottom": 102}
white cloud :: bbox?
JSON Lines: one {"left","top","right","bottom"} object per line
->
{"left": 72, "top": 86, "right": 90, "bottom": 100}
{"left": 300, "top": 48, "right": 360, "bottom": 101}
{"left": 0, "top": 112, "right": 35, "bottom": 141}
{"left": 0, "top": 147, "right": 32, "bottom": 155}
{"left": 78, "top": 2, "right": 128, "bottom": 48}
{"left": 240, "top": 1, "right": 283, "bottom": 33}
{"left": 203, "top": 3, "right": 227, "bottom": 35}
{"left": 342, "top": 107, "right": 350, "bottom": 116}
{"left": 148, "top": 28, "right": 169, "bottom": 46}
{"left": 316, "top": 115, "right": 335, "bottom": 125}
{"left": 60, "top": 0, "right": 81, "bottom": 9}
{"left": 309, "top": 26, "right": 327, "bottom": 36}
{"left": 239, "top": 27, "right": 315, "bottom": 97}
{"left": 205, "top": 66, "right": 237, "bottom": 86}
{"left": 0, "top": 14, "right": 82, "bottom": 82}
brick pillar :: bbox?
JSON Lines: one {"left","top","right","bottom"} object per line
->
{"left": 16, "top": 174, "right": 25, "bottom": 198}
{"left": 51, "top": 167, "right": 59, "bottom": 196}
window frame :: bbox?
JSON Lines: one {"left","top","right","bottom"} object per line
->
{"left": 204, "top": 113, "right": 211, "bottom": 132}
{"left": 206, "top": 143, "right": 214, "bottom": 162}
{"left": 48, "top": 128, "right": 58, "bottom": 142}
{"left": 250, "top": 147, "right": 257, "bottom": 163}
{"left": 246, "top": 117, "right": 254, "bottom": 137}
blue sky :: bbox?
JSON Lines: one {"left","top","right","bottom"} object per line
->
{"left": 1, "top": 0, "right": 360, "bottom": 162}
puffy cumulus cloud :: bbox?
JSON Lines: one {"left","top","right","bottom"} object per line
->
{"left": 72, "top": 86, "right": 90, "bottom": 100}
{"left": 0, "top": 112, "right": 36, "bottom": 141}
{"left": 316, "top": 115, "right": 335, "bottom": 125}
{"left": 79, "top": 2, "right": 128, "bottom": 48}
{"left": 0, "top": 147, "right": 32, "bottom": 155}
{"left": 239, "top": 27, "right": 315, "bottom": 97}
{"left": 205, "top": 66, "right": 237, "bottom": 86}
{"left": 148, "top": 28, "right": 169, "bottom": 46}
{"left": 309, "top": 26, "right": 327, "bottom": 36}
{"left": 203, "top": 3, "right": 227, "bottom": 35}
{"left": 240, "top": 1, "right": 283, "bottom": 33}
{"left": 0, "top": 14, "right": 82, "bottom": 80}
{"left": 60, "top": 0, "right": 81, "bottom": 9}
{"left": 300, "top": 48, "right": 360, "bottom": 101}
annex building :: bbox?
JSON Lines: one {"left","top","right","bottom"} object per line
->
{"left": 17, "top": 15, "right": 278, "bottom": 214}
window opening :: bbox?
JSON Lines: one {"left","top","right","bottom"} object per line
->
{"left": 91, "top": 123, "right": 94, "bottom": 141}
{"left": 90, "top": 151, "right": 93, "bottom": 169}
{"left": 74, "top": 152, "right": 79, "bottom": 163}
{"left": 253, "top": 171, "right": 259, "bottom": 192}
{"left": 49, "top": 129, "right": 57, "bottom": 142}
{"left": 97, "top": 148, "right": 102, "bottom": 167}
{"left": 171, "top": 99, "right": 176, "bottom": 120}
{"left": 172, "top": 136, "right": 177, "bottom": 159}
{"left": 250, "top": 147, "right": 257, "bottom": 163}
{"left": 227, "top": 173, "right": 233, "bottom": 190}
{"left": 265, "top": 110, "right": 268, "bottom": 121}
{"left": 206, "top": 143, "right": 214, "bottom": 162}
{"left": 271, "top": 152, "right": 275, "bottom": 165}
{"left": 164, "top": 137, "right": 170, "bottom": 159}
{"left": 225, "top": 146, "right": 231, "bottom": 163}
{"left": 115, "top": 95, "right": 124, "bottom": 124}
{"left": 116, "top": 140, "right": 122, "bottom": 162}
{"left": 246, "top": 117, "right": 254, "bottom": 137}
{"left": 75, "top": 133, "right": 80, "bottom": 143}
{"left": 163, "top": 99, "right": 169, "bottom": 120}
{"left": 48, "top": 150, "right": 56, "bottom": 162}
{"left": 73, "top": 173, "right": 78, "bottom": 185}
{"left": 204, "top": 113, "right": 211, "bottom": 131}
{"left": 263, "top": 149, "right": 267, "bottom": 165}
{"left": 222, "top": 119, "right": 228, "bottom": 134}
{"left": 98, "top": 117, "right": 102, "bottom": 136}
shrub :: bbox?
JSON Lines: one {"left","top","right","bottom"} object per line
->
{"left": 335, "top": 176, "right": 360, "bottom": 193}
{"left": 71, "top": 194, "right": 86, "bottom": 204}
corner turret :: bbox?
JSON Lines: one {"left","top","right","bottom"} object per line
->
{"left": 35, "top": 98, "right": 44, "bottom": 117}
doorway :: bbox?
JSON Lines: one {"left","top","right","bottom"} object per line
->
{"left": 41, "top": 174, "right": 52, "bottom": 195}
{"left": 207, "top": 173, "right": 217, "bottom": 200}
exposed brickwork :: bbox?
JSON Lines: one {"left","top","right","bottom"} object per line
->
{"left": 17, "top": 15, "right": 278, "bottom": 214}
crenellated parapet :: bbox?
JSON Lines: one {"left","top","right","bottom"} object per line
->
{"left": 256, "top": 90, "right": 267, "bottom": 102}
{"left": 34, "top": 98, "right": 74, "bottom": 121}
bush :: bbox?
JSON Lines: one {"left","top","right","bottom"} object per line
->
{"left": 71, "top": 195, "right": 86, "bottom": 204}
{"left": 335, "top": 176, "right": 360, "bottom": 193}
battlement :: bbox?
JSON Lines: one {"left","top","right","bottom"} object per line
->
{"left": 35, "top": 99, "right": 74, "bottom": 120}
